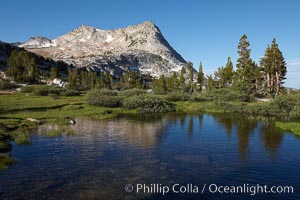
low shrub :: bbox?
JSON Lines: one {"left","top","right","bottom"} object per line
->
{"left": 20, "top": 85, "right": 35, "bottom": 93}
{"left": 0, "top": 78, "right": 17, "bottom": 90}
{"left": 21, "top": 85, "right": 80, "bottom": 97}
{"left": 290, "top": 106, "right": 300, "bottom": 120}
{"left": 87, "top": 89, "right": 117, "bottom": 97}
{"left": 165, "top": 92, "right": 189, "bottom": 101}
{"left": 118, "top": 89, "right": 147, "bottom": 97}
{"left": 243, "top": 103, "right": 273, "bottom": 116}
{"left": 32, "top": 85, "right": 63, "bottom": 96}
{"left": 211, "top": 89, "right": 245, "bottom": 102}
{"left": 123, "top": 95, "right": 175, "bottom": 113}
{"left": 22, "top": 85, "right": 63, "bottom": 96}
{"left": 190, "top": 89, "right": 248, "bottom": 102}
{"left": 271, "top": 94, "right": 300, "bottom": 120}
{"left": 87, "top": 89, "right": 121, "bottom": 107}
{"left": 190, "top": 93, "right": 214, "bottom": 102}
{"left": 88, "top": 95, "right": 122, "bottom": 107}
{"left": 60, "top": 90, "right": 81, "bottom": 96}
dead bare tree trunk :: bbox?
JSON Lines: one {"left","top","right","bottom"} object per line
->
{"left": 267, "top": 73, "right": 270, "bottom": 94}
{"left": 275, "top": 71, "right": 280, "bottom": 96}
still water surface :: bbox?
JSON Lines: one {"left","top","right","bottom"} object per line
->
{"left": 0, "top": 114, "right": 299, "bottom": 199}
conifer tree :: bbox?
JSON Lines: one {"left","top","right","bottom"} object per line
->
{"left": 128, "top": 71, "right": 137, "bottom": 88}
{"left": 215, "top": 57, "right": 235, "bottom": 88}
{"left": 234, "top": 34, "right": 256, "bottom": 100}
{"left": 134, "top": 76, "right": 144, "bottom": 89}
{"left": 214, "top": 66, "right": 226, "bottom": 88}
{"left": 179, "top": 66, "right": 186, "bottom": 91}
{"left": 197, "top": 62, "right": 205, "bottom": 91}
{"left": 252, "top": 62, "right": 263, "bottom": 94}
{"left": 223, "top": 57, "right": 234, "bottom": 86}
{"left": 179, "top": 67, "right": 186, "bottom": 84}
{"left": 104, "top": 71, "right": 113, "bottom": 89}
{"left": 166, "top": 72, "right": 177, "bottom": 92}
{"left": 153, "top": 75, "right": 167, "bottom": 94}
{"left": 96, "top": 72, "right": 106, "bottom": 89}
{"left": 50, "top": 66, "right": 59, "bottom": 79}
{"left": 206, "top": 75, "right": 215, "bottom": 91}
{"left": 260, "top": 38, "right": 287, "bottom": 97}
{"left": 187, "top": 62, "right": 194, "bottom": 92}
{"left": 67, "top": 69, "right": 79, "bottom": 90}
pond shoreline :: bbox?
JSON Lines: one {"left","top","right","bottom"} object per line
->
{"left": 0, "top": 93, "right": 299, "bottom": 137}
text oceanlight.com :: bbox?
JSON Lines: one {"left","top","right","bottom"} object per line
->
{"left": 125, "top": 183, "right": 294, "bottom": 196}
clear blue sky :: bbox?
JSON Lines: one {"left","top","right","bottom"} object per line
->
{"left": 1, "top": 0, "right": 299, "bottom": 88}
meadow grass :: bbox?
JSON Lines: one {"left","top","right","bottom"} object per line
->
{"left": 276, "top": 122, "right": 300, "bottom": 136}
{"left": 1, "top": 92, "right": 300, "bottom": 136}
{"left": 0, "top": 93, "right": 137, "bottom": 129}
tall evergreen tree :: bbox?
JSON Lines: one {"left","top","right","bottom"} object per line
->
{"left": 128, "top": 71, "right": 138, "bottom": 88}
{"left": 252, "top": 62, "right": 263, "bottom": 95}
{"left": 153, "top": 75, "right": 167, "bottom": 94}
{"left": 206, "top": 75, "right": 216, "bottom": 91}
{"left": 179, "top": 67, "right": 186, "bottom": 84}
{"left": 234, "top": 34, "right": 256, "bottom": 100}
{"left": 104, "top": 71, "right": 113, "bottom": 89}
{"left": 214, "top": 66, "right": 225, "bottom": 88}
{"left": 260, "top": 38, "right": 287, "bottom": 97}
{"left": 179, "top": 66, "right": 186, "bottom": 91}
{"left": 67, "top": 69, "right": 79, "bottom": 90}
{"left": 187, "top": 62, "right": 194, "bottom": 92}
{"left": 50, "top": 66, "right": 59, "bottom": 79}
{"left": 166, "top": 72, "right": 179, "bottom": 92}
{"left": 215, "top": 57, "right": 234, "bottom": 88}
{"left": 223, "top": 57, "right": 234, "bottom": 86}
{"left": 96, "top": 72, "right": 106, "bottom": 89}
{"left": 197, "top": 62, "right": 205, "bottom": 91}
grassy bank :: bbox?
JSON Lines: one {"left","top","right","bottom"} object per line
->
{"left": 0, "top": 92, "right": 137, "bottom": 129}
{"left": 0, "top": 93, "right": 239, "bottom": 129}
{"left": 276, "top": 122, "right": 300, "bottom": 136}
{"left": 0, "top": 91, "right": 299, "bottom": 135}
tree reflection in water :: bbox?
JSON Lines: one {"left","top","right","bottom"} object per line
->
{"left": 212, "top": 114, "right": 284, "bottom": 160}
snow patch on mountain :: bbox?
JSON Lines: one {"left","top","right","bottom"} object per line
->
{"left": 105, "top": 35, "right": 114, "bottom": 42}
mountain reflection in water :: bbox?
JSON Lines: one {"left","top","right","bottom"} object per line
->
{"left": 0, "top": 114, "right": 299, "bottom": 200}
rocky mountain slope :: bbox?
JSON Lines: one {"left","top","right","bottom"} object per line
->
{"left": 19, "top": 21, "right": 188, "bottom": 77}
{"left": 0, "top": 41, "right": 70, "bottom": 73}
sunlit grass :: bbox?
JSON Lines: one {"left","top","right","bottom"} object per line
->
{"left": 276, "top": 122, "right": 300, "bottom": 136}
{"left": 0, "top": 93, "right": 136, "bottom": 128}
{"left": 1, "top": 92, "right": 299, "bottom": 137}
